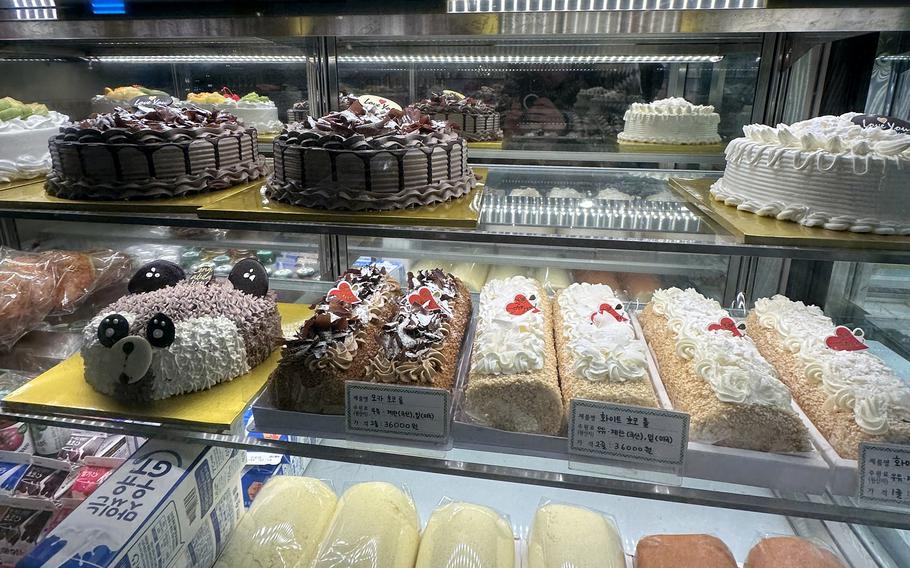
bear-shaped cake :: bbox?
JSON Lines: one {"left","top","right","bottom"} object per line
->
{"left": 82, "top": 258, "right": 282, "bottom": 402}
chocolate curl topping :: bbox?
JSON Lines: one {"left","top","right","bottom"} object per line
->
{"left": 78, "top": 104, "right": 239, "bottom": 131}
{"left": 288, "top": 99, "right": 451, "bottom": 140}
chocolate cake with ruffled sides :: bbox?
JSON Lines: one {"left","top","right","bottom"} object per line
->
{"left": 267, "top": 100, "right": 475, "bottom": 211}
{"left": 46, "top": 105, "right": 263, "bottom": 200}
{"left": 413, "top": 92, "right": 502, "bottom": 142}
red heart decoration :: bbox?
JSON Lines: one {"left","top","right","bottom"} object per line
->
{"left": 408, "top": 286, "right": 441, "bottom": 311}
{"left": 825, "top": 326, "right": 867, "bottom": 351}
{"left": 590, "top": 303, "right": 627, "bottom": 323}
{"left": 707, "top": 317, "right": 743, "bottom": 337}
{"left": 506, "top": 294, "right": 539, "bottom": 316}
{"left": 327, "top": 281, "right": 361, "bottom": 304}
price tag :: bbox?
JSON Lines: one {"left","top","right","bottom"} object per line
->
{"left": 345, "top": 381, "right": 450, "bottom": 443}
{"left": 568, "top": 399, "right": 689, "bottom": 468}
{"left": 859, "top": 442, "right": 910, "bottom": 505}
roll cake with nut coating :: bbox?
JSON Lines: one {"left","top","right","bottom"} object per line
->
{"left": 748, "top": 295, "right": 910, "bottom": 459}
{"left": 366, "top": 268, "right": 471, "bottom": 390}
{"left": 555, "top": 283, "right": 658, "bottom": 410}
{"left": 270, "top": 265, "right": 400, "bottom": 413}
{"left": 464, "top": 276, "right": 563, "bottom": 435}
{"left": 638, "top": 287, "right": 811, "bottom": 453}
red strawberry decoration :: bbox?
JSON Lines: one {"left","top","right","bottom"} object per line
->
{"left": 408, "top": 286, "right": 441, "bottom": 311}
{"left": 220, "top": 87, "right": 240, "bottom": 101}
{"left": 825, "top": 326, "right": 867, "bottom": 351}
{"left": 506, "top": 294, "right": 539, "bottom": 316}
{"left": 707, "top": 317, "right": 743, "bottom": 337}
{"left": 591, "top": 303, "right": 627, "bottom": 323}
{"left": 327, "top": 281, "right": 361, "bottom": 304}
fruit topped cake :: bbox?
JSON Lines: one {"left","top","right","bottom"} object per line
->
{"left": 413, "top": 91, "right": 502, "bottom": 142}
{"left": 187, "top": 88, "right": 283, "bottom": 134}
{"left": 0, "top": 97, "right": 69, "bottom": 183}
{"left": 91, "top": 85, "right": 173, "bottom": 114}
{"left": 267, "top": 99, "right": 475, "bottom": 211}
{"left": 46, "top": 104, "right": 262, "bottom": 200}
{"left": 81, "top": 259, "right": 281, "bottom": 402}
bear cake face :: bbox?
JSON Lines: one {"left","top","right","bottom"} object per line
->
{"left": 82, "top": 259, "right": 281, "bottom": 402}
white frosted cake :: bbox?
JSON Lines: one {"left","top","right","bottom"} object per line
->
{"left": 0, "top": 98, "right": 69, "bottom": 183}
{"left": 618, "top": 97, "right": 720, "bottom": 145}
{"left": 710, "top": 114, "right": 910, "bottom": 235}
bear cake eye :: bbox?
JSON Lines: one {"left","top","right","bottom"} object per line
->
{"left": 146, "top": 313, "right": 175, "bottom": 348}
{"left": 97, "top": 314, "right": 129, "bottom": 348}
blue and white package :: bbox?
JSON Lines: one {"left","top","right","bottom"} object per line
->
{"left": 179, "top": 482, "right": 244, "bottom": 568}
{"left": 18, "top": 440, "right": 244, "bottom": 568}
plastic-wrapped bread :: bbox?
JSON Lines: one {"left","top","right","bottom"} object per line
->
{"left": 465, "top": 277, "right": 563, "bottom": 435}
{"left": 748, "top": 295, "right": 910, "bottom": 459}
{"left": 485, "top": 264, "right": 530, "bottom": 283}
{"left": 366, "top": 268, "right": 472, "bottom": 390}
{"left": 745, "top": 536, "right": 844, "bottom": 568}
{"left": 555, "top": 283, "right": 658, "bottom": 409}
{"left": 450, "top": 262, "right": 489, "bottom": 292}
{"left": 271, "top": 265, "right": 401, "bottom": 413}
{"left": 214, "top": 476, "right": 337, "bottom": 568}
{"left": 635, "top": 534, "right": 736, "bottom": 568}
{"left": 311, "top": 482, "right": 420, "bottom": 568}
{"left": 415, "top": 502, "right": 514, "bottom": 568}
{"left": 638, "top": 288, "right": 811, "bottom": 452}
{"left": 528, "top": 503, "right": 625, "bottom": 568}
{"left": 535, "top": 267, "right": 572, "bottom": 291}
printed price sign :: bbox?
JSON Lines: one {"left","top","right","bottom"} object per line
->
{"left": 568, "top": 399, "right": 689, "bottom": 468}
{"left": 859, "top": 442, "right": 910, "bottom": 505}
{"left": 345, "top": 381, "right": 450, "bottom": 443}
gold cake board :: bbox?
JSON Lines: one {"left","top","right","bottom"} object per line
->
{"left": 616, "top": 139, "right": 725, "bottom": 155}
{"left": 0, "top": 178, "right": 264, "bottom": 214}
{"left": 1, "top": 303, "right": 312, "bottom": 431}
{"left": 669, "top": 177, "right": 910, "bottom": 250}
{"left": 467, "top": 141, "right": 503, "bottom": 150}
{"left": 198, "top": 184, "right": 485, "bottom": 228}
{"left": 258, "top": 134, "right": 277, "bottom": 144}
{"left": 0, "top": 176, "right": 46, "bottom": 192}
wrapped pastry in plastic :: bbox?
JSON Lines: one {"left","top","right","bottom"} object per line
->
{"left": 0, "top": 250, "right": 58, "bottom": 351}
{"left": 415, "top": 501, "right": 514, "bottom": 568}
{"left": 745, "top": 536, "right": 844, "bottom": 568}
{"left": 41, "top": 249, "right": 132, "bottom": 314}
{"left": 311, "top": 481, "right": 420, "bottom": 568}
{"left": 449, "top": 262, "right": 490, "bottom": 292}
{"left": 535, "top": 267, "right": 571, "bottom": 291}
{"left": 528, "top": 503, "right": 625, "bottom": 568}
{"left": 634, "top": 534, "right": 736, "bottom": 568}
{"left": 215, "top": 476, "right": 338, "bottom": 568}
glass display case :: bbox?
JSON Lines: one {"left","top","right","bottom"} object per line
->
{"left": 1, "top": 4, "right": 910, "bottom": 567}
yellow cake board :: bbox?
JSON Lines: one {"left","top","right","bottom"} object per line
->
{"left": 616, "top": 139, "right": 725, "bottom": 155}
{"left": 0, "top": 179, "right": 264, "bottom": 214}
{"left": 669, "top": 177, "right": 910, "bottom": 250}
{"left": 0, "top": 176, "right": 46, "bottom": 192}
{"left": 198, "top": 184, "right": 485, "bottom": 228}
{"left": 257, "top": 134, "right": 277, "bottom": 144}
{"left": 1, "top": 302, "right": 312, "bottom": 431}
{"left": 467, "top": 141, "right": 503, "bottom": 150}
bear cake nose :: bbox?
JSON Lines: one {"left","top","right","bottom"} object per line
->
{"left": 109, "top": 336, "right": 153, "bottom": 385}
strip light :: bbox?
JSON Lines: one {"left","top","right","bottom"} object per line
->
{"left": 448, "top": 0, "right": 764, "bottom": 11}
{"left": 9, "top": 0, "right": 56, "bottom": 20}
{"left": 878, "top": 55, "right": 910, "bottom": 62}
{"left": 93, "top": 55, "right": 310, "bottom": 64}
{"left": 337, "top": 54, "right": 723, "bottom": 64}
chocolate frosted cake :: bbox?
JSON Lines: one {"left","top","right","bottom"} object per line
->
{"left": 366, "top": 268, "right": 472, "bottom": 389}
{"left": 271, "top": 265, "right": 401, "bottom": 413}
{"left": 267, "top": 100, "right": 475, "bottom": 211}
{"left": 46, "top": 105, "right": 262, "bottom": 200}
{"left": 414, "top": 93, "right": 502, "bottom": 142}
{"left": 287, "top": 101, "right": 310, "bottom": 123}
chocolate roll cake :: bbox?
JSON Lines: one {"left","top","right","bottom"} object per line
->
{"left": 270, "top": 265, "right": 401, "bottom": 413}
{"left": 267, "top": 100, "right": 475, "bottom": 211}
{"left": 46, "top": 105, "right": 262, "bottom": 200}
{"left": 414, "top": 92, "right": 502, "bottom": 142}
{"left": 366, "top": 268, "right": 472, "bottom": 390}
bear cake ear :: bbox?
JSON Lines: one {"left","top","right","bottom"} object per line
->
{"left": 229, "top": 258, "right": 269, "bottom": 297}
{"left": 128, "top": 260, "right": 186, "bottom": 294}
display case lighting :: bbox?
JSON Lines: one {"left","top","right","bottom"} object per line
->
{"left": 10, "top": 0, "right": 56, "bottom": 20}
{"left": 337, "top": 54, "right": 723, "bottom": 64}
{"left": 92, "top": 55, "right": 309, "bottom": 64}
{"left": 448, "top": 0, "right": 764, "bottom": 12}
{"left": 878, "top": 55, "right": 910, "bottom": 62}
